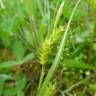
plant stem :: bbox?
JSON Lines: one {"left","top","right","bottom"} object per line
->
{"left": 63, "top": 75, "right": 93, "bottom": 94}
{"left": 30, "top": 17, "right": 40, "bottom": 49}
{"left": 38, "top": 65, "right": 45, "bottom": 92}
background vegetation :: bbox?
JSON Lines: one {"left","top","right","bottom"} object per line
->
{"left": 0, "top": 0, "right": 96, "bottom": 96}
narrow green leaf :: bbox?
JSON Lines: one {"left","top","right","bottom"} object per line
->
{"left": 23, "top": 0, "right": 37, "bottom": 17}
{"left": 23, "top": 53, "right": 34, "bottom": 63}
{"left": 63, "top": 59, "right": 95, "bottom": 70}
{"left": 0, "top": 61, "right": 22, "bottom": 69}
{"left": 12, "top": 40, "right": 25, "bottom": 61}
{"left": 0, "top": 53, "right": 34, "bottom": 69}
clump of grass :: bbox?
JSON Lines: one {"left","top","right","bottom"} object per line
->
{"left": 38, "top": 0, "right": 81, "bottom": 96}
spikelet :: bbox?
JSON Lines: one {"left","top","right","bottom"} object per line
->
{"left": 39, "top": 39, "right": 52, "bottom": 65}
{"left": 44, "top": 83, "right": 55, "bottom": 96}
{"left": 50, "top": 26, "right": 64, "bottom": 45}
{"left": 39, "top": 26, "right": 64, "bottom": 65}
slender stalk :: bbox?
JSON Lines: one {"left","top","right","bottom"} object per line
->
{"left": 38, "top": 0, "right": 81, "bottom": 96}
{"left": 44, "top": 0, "right": 50, "bottom": 36}
{"left": 37, "top": 0, "right": 44, "bottom": 18}
{"left": 15, "top": 32, "right": 33, "bottom": 51}
{"left": 47, "top": 0, "right": 50, "bottom": 33}
{"left": 38, "top": 65, "right": 45, "bottom": 92}
{"left": 30, "top": 17, "right": 40, "bottom": 49}
{"left": 63, "top": 75, "right": 93, "bottom": 94}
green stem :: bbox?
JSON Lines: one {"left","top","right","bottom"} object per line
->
{"left": 30, "top": 17, "right": 40, "bottom": 49}
{"left": 38, "top": 65, "right": 45, "bottom": 92}
{"left": 63, "top": 75, "right": 93, "bottom": 94}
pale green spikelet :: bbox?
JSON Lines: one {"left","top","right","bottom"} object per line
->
{"left": 51, "top": 26, "right": 64, "bottom": 45}
{"left": 44, "top": 83, "right": 55, "bottom": 96}
{"left": 39, "top": 39, "right": 52, "bottom": 65}
{"left": 39, "top": 26, "right": 64, "bottom": 65}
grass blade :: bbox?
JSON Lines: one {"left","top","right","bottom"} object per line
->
{"left": 0, "top": 53, "right": 34, "bottom": 69}
{"left": 63, "top": 59, "right": 95, "bottom": 70}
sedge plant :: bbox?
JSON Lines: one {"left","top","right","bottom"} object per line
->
{"left": 38, "top": 0, "right": 81, "bottom": 96}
